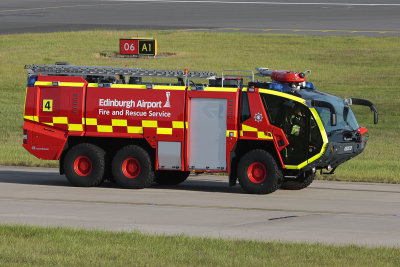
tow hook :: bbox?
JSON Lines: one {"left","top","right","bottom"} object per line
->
{"left": 320, "top": 165, "right": 336, "bottom": 175}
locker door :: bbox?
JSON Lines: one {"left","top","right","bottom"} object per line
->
{"left": 187, "top": 98, "right": 227, "bottom": 170}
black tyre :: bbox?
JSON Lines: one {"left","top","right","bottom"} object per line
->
{"left": 237, "top": 149, "right": 282, "bottom": 194}
{"left": 63, "top": 143, "right": 106, "bottom": 187}
{"left": 280, "top": 171, "right": 315, "bottom": 190}
{"left": 155, "top": 170, "right": 190, "bottom": 185}
{"left": 112, "top": 145, "right": 154, "bottom": 189}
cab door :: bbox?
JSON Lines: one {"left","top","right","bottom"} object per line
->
{"left": 260, "top": 93, "right": 322, "bottom": 167}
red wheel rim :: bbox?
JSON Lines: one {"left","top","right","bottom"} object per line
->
{"left": 122, "top": 158, "right": 141, "bottom": 179}
{"left": 247, "top": 162, "right": 267, "bottom": 183}
{"left": 74, "top": 156, "right": 93, "bottom": 176}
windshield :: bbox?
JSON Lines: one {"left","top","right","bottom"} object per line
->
{"left": 298, "top": 90, "right": 359, "bottom": 134}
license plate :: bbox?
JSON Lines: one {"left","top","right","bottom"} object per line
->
{"left": 343, "top": 145, "right": 353, "bottom": 153}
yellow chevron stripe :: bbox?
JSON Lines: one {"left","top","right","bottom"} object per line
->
{"left": 226, "top": 131, "right": 238, "bottom": 137}
{"left": 112, "top": 119, "right": 128, "bottom": 127}
{"left": 257, "top": 131, "right": 273, "bottom": 140}
{"left": 242, "top": 124, "right": 258, "bottom": 132}
{"left": 97, "top": 125, "right": 113, "bottom": 133}
{"left": 127, "top": 126, "right": 143, "bottom": 134}
{"left": 142, "top": 120, "right": 157, "bottom": 127}
{"left": 86, "top": 118, "right": 97, "bottom": 125}
{"left": 53, "top": 117, "right": 68, "bottom": 124}
{"left": 172, "top": 121, "right": 184, "bottom": 128}
{"left": 68, "top": 124, "right": 83, "bottom": 131}
{"left": 203, "top": 87, "right": 238, "bottom": 92}
{"left": 157, "top": 128, "right": 173, "bottom": 135}
{"left": 34, "top": 81, "right": 84, "bottom": 87}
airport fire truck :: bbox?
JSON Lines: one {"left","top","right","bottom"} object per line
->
{"left": 23, "top": 63, "right": 378, "bottom": 194}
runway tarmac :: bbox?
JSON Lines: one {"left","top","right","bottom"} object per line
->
{"left": 0, "top": 0, "right": 399, "bottom": 35}
{"left": 1, "top": 165, "right": 400, "bottom": 247}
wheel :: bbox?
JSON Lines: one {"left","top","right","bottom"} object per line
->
{"left": 112, "top": 145, "right": 154, "bottom": 189}
{"left": 280, "top": 171, "right": 315, "bottom": 190}
{"left": 155, "top": 170, "right": 190, "bottom": 185}
{"left": 63, "top": 143, "right": 106, "bottom": 187}
{"left": 237, "top": 149, "right": 282, "bottom": 194}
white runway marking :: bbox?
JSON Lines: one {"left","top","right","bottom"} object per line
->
{"left": 112, "top": 0, "right": 400, "bottom": 7}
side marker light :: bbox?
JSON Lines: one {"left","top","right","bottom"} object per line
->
{"left": 23, "top": 129, "right": 28, "bottom": 144}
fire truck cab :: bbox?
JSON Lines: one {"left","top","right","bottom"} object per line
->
{"left": 23, "top": 64, "right": 378, "bottom": 194}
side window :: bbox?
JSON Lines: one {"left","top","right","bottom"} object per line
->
{"left": 315, "top": 107, "right": 331, "bottom": 127}
{"left": 240, "top": 92, "right": 251, "bottom": 122}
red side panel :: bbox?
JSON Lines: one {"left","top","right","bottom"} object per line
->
{"left": 85, "top": 85, "right": 187, "bottom": 170}
{"left": 23, "top": 120, "right": 68, "bottom": 160}
{"left": 36, "top": 76, "right": 87, "bottom": 136}
{"left": 85, "top": 86, "right": 186, "bottom": 140}
{"left": 22, "top": 76, "right": 87, "bottom": 160}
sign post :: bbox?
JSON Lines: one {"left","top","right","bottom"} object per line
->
{"left": 120, "top": 38, "right": 157, "bottom": 56}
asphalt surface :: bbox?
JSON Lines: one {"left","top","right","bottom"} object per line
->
{"left": 0, "top": 0, "right": 399, "bottom": 35}
{"left": 1, "top": 165, "right": 400, "bottom": 247}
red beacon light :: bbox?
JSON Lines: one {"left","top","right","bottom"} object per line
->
{"left": 255, "top": 68, "right": 314, "bottom": 92}
{"left": 271, "top": 70, "right": 307, "bottom": 83}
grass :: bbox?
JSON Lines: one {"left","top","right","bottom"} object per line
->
{"left": 0, "top": 224, "right": 399, "bottom": 266}
{"left": 0, "top": 30, "right": 399, "bottom": 182}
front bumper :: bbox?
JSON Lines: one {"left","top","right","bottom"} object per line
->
{"left": 306, "top": 140, "right": 367, "bottom": 172}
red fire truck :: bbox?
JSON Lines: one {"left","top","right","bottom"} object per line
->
{"left": 23, "top": 63, "right": 378, "bottom": 194}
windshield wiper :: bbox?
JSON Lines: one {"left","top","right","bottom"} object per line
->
{"left": 345, "top": 98, "right": 378, "bottom": 124}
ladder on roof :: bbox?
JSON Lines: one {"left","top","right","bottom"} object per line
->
{"left": 24, "top": 64, "right": 217, "bottom": 80}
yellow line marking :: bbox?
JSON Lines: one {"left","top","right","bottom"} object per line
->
{"left": 217, "top": 27, "right": 400, "bottom": 34}
{"left": 259, "top": 89, "right": 306, "bottom": 104}
{"left": 0, "top": 2, "right": 154, "bottom": 14}
{"left": 0, "top": 4, "right": 115, "bottom": 13}
{"left": 203, "top": 87, "right": 238, "bottom": 92}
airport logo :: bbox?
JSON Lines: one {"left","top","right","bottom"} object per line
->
{"left": 163, "top": 92, "right": 171, "bottom": 108}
